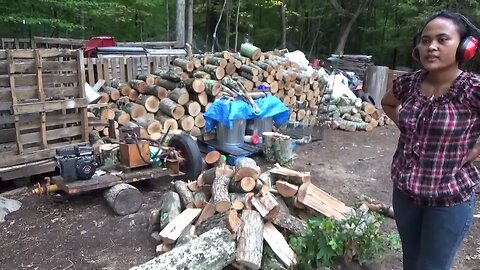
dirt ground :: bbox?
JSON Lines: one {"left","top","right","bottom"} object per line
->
{"left": 1, "top": 126, "right": 480, "bottom": 270}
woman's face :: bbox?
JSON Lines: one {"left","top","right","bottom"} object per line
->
{"left": 418, "top": 17, "right": 462, "bottom": 71}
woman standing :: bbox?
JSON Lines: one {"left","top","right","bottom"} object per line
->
{"left": 381, "top": 11, "right": 480, "bottom": 270}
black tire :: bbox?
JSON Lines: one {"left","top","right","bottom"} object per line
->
{"left": 168, "top": 134, "right": 203, "bottom": 181}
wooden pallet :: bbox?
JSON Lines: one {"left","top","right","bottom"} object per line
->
{"left": 0, "top": 49, "right": 88, "bottom": 168}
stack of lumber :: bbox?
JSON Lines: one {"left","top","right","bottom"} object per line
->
{"left": 86, "top": 43, "right": 327, "bottom": 141}
{"left": 328, "top": 54, "right": 373, "bottom": 79}
{"left": 327, "top": 97, "right": 395, "bottom": 132}
{"left": 137, "top": 158, "right": 352, "bottom": 270}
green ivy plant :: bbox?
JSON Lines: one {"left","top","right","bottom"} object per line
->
{"left": 289, "top": 206, "right": 399, "bottom": 269}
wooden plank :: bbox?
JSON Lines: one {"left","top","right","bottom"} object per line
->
{"left": 0, "top": 159, "right": 56, "bottom": 181}
{"left": 19, "top": 113, "right": 80, "bottom": 131}
{"left": 159, "top": 208, "right": 202, "bottom": 244}
{"left": 96, "top": 59, "right": 104, "bottom": 81}
{"left": 147, "top": 56, "right": 152, "bottom": 74}
{"left": 119, "top": 57, "right": 126, "bottom": 82}
{"left": 0, "top": 73, "right": 79, "bottom": 88}
{"left": 20, "top": 125, "right": 83, "bottom": 145}
{"left": 76, "top": 50, "right": 89, "bottom": 143}
{"left": 0, "top": 128, "right": 15, "bottom": 143}
{"left": 0, "top": 85, "right": 80, "bottom": 101}
{"left": 13, "top": 98, "right": 87, "bottom": 114}
{"left": 8, "top": 49, "right": 77, "bottom": 59}
{"left": 87, "top": 58, "right": 95, "bottom": 85}
{"left": 126, "top": 57, "right": 134, "bottom": 82}
{"left": 8, "top": 60, "right": 78, "bottom": 74}
{"left": 7, "top": 50, "right": 22, "bottom": 154}
{"left": 0, "top": 101, "right": 11, "bottom": 110}
{"left": 33, "top": 37, "right": 86, "bottom": 47}
{"left": 0, "top": 115, "right": 14, "bottom": 125}
{"left": 35, "top": 49, "right": 48, "bottom": 149}
{"left": 103, "top": 57, "right": 110, "bottom": 83}
{"left": 111, "top": 58, "right": 119, "bottom": 80}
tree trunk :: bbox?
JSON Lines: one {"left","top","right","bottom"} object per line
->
{"left": 333, "top": 0, "right": 369, "bottom": 54}
{"left": 104, "top": 183, "right": 143, "bottom": 216}
{"left": 280, "top": 0, "right": 287, "bottom": 48}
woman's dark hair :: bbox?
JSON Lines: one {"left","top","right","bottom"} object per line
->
{"left": 420, "top": 11, "right": 479, "bottom": 39}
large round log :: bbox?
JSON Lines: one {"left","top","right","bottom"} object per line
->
{"left": 111, "top": 79, "right": 132, "bottom": 96}
{"left": 122, "top": 102, "right": 147, "bottom": 121}
{"left": 104, "top": 183, "right": 143, "bottom": 216}
{"left": 183, "top": 78, "right": 205, "bottom": 94}
{"left": 184, "top": 101, "right": 201, "bottom": 117}
{"left": 194, "top": 113, "right": 205, "bottom": 128}
{"left": 129, "top": 227, "right": 236, "bottom": 270}
{"left": 155, "top": 112, "right": 179, "bottom": 131}
{"left": 204, "top": 150, "right": 221, "bottom": 168}
{"left": 203, "top": 79, "right": 222, "bottom": 96}
{"left": 236, "top": 210, "right": 264, "bottom": 269}
{"left": 114, "top": 109, "right": 131, "bottom": 125}
{"left": 189, "top": 126, "right": 202, "bottom": 137}
{"left": 160, "top": 191, "right": 182, "bottom": 230}
{"left": 101, "top": 86, "right": 120, "bottom": 101}
{"left": 168, "top": 88, "right": 190, "bottom": 105}
{"left": 136, "top": 94, "right": 160, "bottom": 113}
{"left": 234, "top": 157, "right": 259, "bottom": 181}
{"left": 212, "top": 174, "right": 232, "bottom": 212}
{"left": 199, "top": 64, "right": 225, "bottom": 80}
{"left": 191, "top": 91, "right": 208, "bottom": 107}
{"left": 158, "top": 98, "right": 185, "bottom": 120}
{"left": 177, "top": 115, "right": 195, "bottom": 132}
{"left": 193, "top": 71, "right": 211, "bottom": 79}
{"left": 240, "top": 43, "right": 262, "bottom": 60}
{"left": 145, "top": 85, "right": 168, "bottom": 100}
{"left": 155, "top": 78, "right": 178, "bottom": 90}
{"left": 193, "top": 190, "right": 208, "bottom": 208}
{"left": 129, "top": 79, "right": 148, "bottom": 93}
{"left": 136, "top": 114, "right": 162, "bottom": 135}
{"left": 173, "top": 58, "right": 194, "bottom": 72}
{"left": 136, "top": 74, "right": 158, "bottom": 85}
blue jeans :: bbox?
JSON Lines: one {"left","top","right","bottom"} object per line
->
{"left": 392, "top": 188, "right": 475, "bottom": 270}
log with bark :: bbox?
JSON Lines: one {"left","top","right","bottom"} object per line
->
{"left": 130, "top": 227, "right": 236, "bottom": 270}
{"left": 240, "top": 43, "right": 262, "bottom": 61}
{"left": 121, "top": 102, "right": 147, "bottom": 121}
{"left": 251, "top": 192, "right": 280, "bottom": 221}
{"left": 233, "top": 157, "right": 260, "bottom": 181}
{"left": 129, "top": 79, "right": 148, "bottom": 93}
{"left": 155, "top": 112, "right": 179, "bottom": 131}
{"left": 212, "top": 174, "right": 232, "bottom": 212}
{"left": 195, "top": 210, "right": 242, "bottom": 235}
{"left": 158, "top": 98, "right": 185, "bottom": 120}
{"left": 236, "top": 210, "right": 264, "bottom": 269}
{"left": 104, "top": 183, "right": 143, "bottom": 216}
{"left": 174, "top": 181, "right": 195, "bottom": 209}
{"left": 136, "top": 74, "right": 158, "bottom": 85}
{"left": 145, "top": 85, "right": 168, "bottom": 100}
{"left": 173, "top": 58, "right": 195, "bottom": 72}
{"left": 168, "top": 88, "right": 190, "bottom": 105}
{"left": 160, "top": 191, "right": 182, "bottom": 230}
{"left": 101, "top": 86, "right": 120, "bottom": 101}
{"left": 136, "top": 94, "right": 160, "bottom": 113}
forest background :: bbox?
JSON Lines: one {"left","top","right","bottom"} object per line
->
{"left": 1, "top": 0, "right": 480, "bottom": 71}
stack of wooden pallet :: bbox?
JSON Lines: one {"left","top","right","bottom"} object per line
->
{"left": 86, "top": 43, "right": 327, "bottom": 140}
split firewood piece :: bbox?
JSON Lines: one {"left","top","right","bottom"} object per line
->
{"left": 113, "top": 109, "right": 131, "bottom": 125}
{"left": 233, "top": 157, "right": 260, "bottom": 181}
{"left": 229, "top": 192, "right": 254, "bottom": 211}
{"left": 212, "top": 174, "right": 232, "bottom": 212}
{"left": 160, "top": 191, "right": 182, "bottom": 230}
{"left": 155, "top": 112, "right": 179, "bottom": 131}
{"left": 136, "top": 74, "right": 158, "bottom": 85}
{"left": 236, "top": 210, "right": 264, "bottom": 270}
{"left": 121, "top": 102, "right": 147, "bottom": 121}
{"left": 187, "top": 180, "right": 201, "bottom": 192}
{"left": 158, "top": 98, "right": 185, "bottom": 120}
{"left": 168, "top": 87, "right": 190, "bottom": 105}
{"left": 205, "top": 150, "right": 221, "bottom": 168}
{"left": 229, "top": 176, "right": 256, "bottom": 193}
{"left": 159, "top": 208, "right": 201, "bottom": 244}
{"left": 129, "top": 79, "right": 148, "bottom": 93}
{"left": 275, "top": 181, "right": 299, "bottom": 198}
{"left": 297, "top": 182, "right": 351, "bottom": 221}
{"left": 195, "top": 199, "right": 216, "bottom": 226}
{"left": 269, "top": 164, "right": 311, "bottom": 185}
{"left": 104, "top": 183, "right": 143, "bottom": 216}
{"left": 263, "top": 222, "right": 297, "bottom": 267}
{"left": 196, "top": 210, "right": 242, "bottom": 235}
{"left": 251, "top": 192, "right": 280, "bottom": 221}
{"left": 193, "top": 190, "right": 208, "bottom": 208}
{"left": 174, "top": 181, "right": 195, "bottom": 209}
{"left": 131, "top": 227, "right": 236, "bottom": 270}
{"left": 173, "top": 58, "right": 195, "bottom": 72}
{"left": 272, "top": 196, "right": 307, "bottom": 235}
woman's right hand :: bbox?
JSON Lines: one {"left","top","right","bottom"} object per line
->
{"left": 381, "top": 89, "right": 401, "bottom": 127}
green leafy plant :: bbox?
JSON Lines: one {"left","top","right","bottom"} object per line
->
{"left": 289, "top": 207, "right": 395, "bottom": 269}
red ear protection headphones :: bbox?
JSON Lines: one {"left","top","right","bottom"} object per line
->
{"left": 411, "top": 13, "right": 480, "bottom": 63}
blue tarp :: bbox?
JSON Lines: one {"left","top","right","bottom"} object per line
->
{"left": 204, "top": 95, "right": 290, "bottom": 132}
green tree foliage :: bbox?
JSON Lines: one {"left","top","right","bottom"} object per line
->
{"left": 0, "top": 0, "right": 479, "bottom": 70}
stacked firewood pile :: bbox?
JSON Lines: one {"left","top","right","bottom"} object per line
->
{"left": 134, "top": 156, "right": 351, "bottom": 270}
{"left": 87, "top": 43, "right": 326, "bottom": 140}
{"left": 320, "top": 94, "right": 395, "bottom": 132}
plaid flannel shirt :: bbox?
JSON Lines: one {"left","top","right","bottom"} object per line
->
{"left": 391, "top": 70, "right": 480, "bottom": 207}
